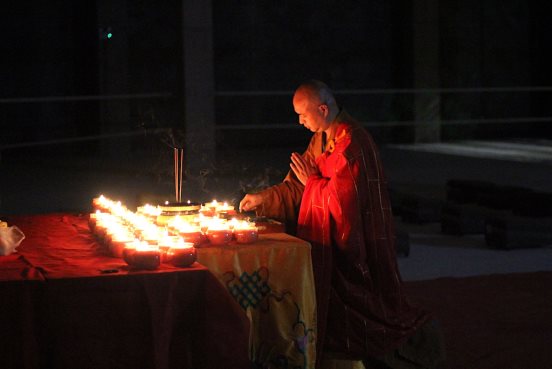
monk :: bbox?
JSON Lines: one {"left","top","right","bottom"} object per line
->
{"left": 240, "top": 80, "right": 444, "bottom": 369}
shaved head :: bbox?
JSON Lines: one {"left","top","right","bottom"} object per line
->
{"left": 294, "top": 80, "right": 337, "bottom": 108}
{"left": 292, "top": 80, "right": 339, "bottom": 133}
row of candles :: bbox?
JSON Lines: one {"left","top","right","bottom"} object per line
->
{"left": 136, "top": 199, "right": 236, "bottom": 219}
{"left": 90, "top": 195, "right": 259, "bottom": 270}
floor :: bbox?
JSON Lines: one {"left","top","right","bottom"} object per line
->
{"left": 383, "top": 139, "right": 552, "bottom": 280}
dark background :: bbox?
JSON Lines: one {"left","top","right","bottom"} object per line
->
{"left": 1, "top": 0, "right": 552, "bottom": 212}
{"left": 3, "top": 1, "right": 552, "bottom": 145}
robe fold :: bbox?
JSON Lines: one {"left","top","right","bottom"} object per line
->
{"left": 257, "top": 111, "right": 430, "bottom": 365}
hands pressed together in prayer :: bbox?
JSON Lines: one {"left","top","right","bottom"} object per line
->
{"left": 290, "top": 152, "right": 318, "bottom": 186}
{"left": 239, "top": 152, "right": 318, "bottom": 212}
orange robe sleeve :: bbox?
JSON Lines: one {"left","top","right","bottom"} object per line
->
{"left": 255, "top": 132, "right": 323, "bottom": 235}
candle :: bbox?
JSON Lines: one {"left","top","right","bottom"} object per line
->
{"left": 206, "top": 229, "right": 232, "bottom": 245}
{"left": 218, "top": 201, "right": 234, "bottom": 211}
{"left": 166, "top": 241, "right": 196, "bottom": 267}
{"left": 216, "top": 201, "right": 236, "bottom": 219}
{"left": 205, "top": 217, "right": 227, "bottom": 230}
{"left": 234, "top": 221, "right": 259, "bottom": 244}
{"left": 136, "top": 204, "right": 161, "bottom": 220}
{"left": 94, "top": 219, "right": 109, "bottom": 245}
{"left": 89, "top": 195, "right": 262, "bottom": 251}
{"left": 131, "top": 216, "right": 152, "bottom": 238}
{"left": 122, "top": 240, "right": 140, "bottom": 264}
{"left": 207, "top": 199, "right": 218, "bottom": 211}
{"left": 88, "top": 210, "right": 101, "bottom": 231}
{"left": 227, "top": 218, "right": 239, "bottom": 231}
{"left": 200, "top": 200, "right": 218, "bottom": 217}
{"left": 157, "top": 235, "right": 183, "bottom": 262}
{"left": 110, "top": 232, "right": 135, "bottom": 258}
{"left": 92, "top": 195, "right": 108, "bottom": 212}
{"left": 205, "top": 220, "right": 232, "bottom": 245}
{"left": 124, "top": 242, "right": 161, "bottom": 270}
{"left": 139, "top": 225, "right": 162, "bottom": 245}
{"left": 173, "top": 222, "right": 205, "bottom": 246}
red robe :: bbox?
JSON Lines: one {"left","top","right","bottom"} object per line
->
{"left": 257, "top": 111, "right": 430, "bottom": 363}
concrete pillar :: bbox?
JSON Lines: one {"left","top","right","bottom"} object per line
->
{"left": 97, "top": 0, "right": 131, "bottom": 158}
{"left": 413, "top": 0, "right": 441, "bottom": 142}
{"left": 182, "top": 0, "right": 216, "bottom": 171}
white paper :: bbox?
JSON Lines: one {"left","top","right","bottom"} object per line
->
{"left": 0, "top": 226, "right": 25, "bottom": 256}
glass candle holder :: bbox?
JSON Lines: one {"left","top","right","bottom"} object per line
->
{"left": 206, "top": 228, "right": 232, "bottom": 245}
{"left": 234, "top": 227, "right": 259, "bottom": 244}
{"left": 92, "top": 195, "right": 108, "bottom": 212}
{"left": 124, "top": 245, "right": 161, "bottom": 270}
{"left": 167, "top": 242, "right": 197, "bottom": 267}
{"left": 110, "top": 234, "right": 134, "bottom": 258}
{"left": 179, "top": 229, "right": 205, "bottom": 246}
{"left": 157, "top": 235, "right": 182, "bottom": 263}
{"left": 94, "top": 221, "right": 108, "bottom": 242}
{"left": 88, "top": 211, "right": 101, "bottom": 231}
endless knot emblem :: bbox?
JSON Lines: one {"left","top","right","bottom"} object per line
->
{"left": 228, "top": 269, "right": 271, "bottom": 310}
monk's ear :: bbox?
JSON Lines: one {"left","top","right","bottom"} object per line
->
{"left": 318, "top": 104, "right": 329, "bottom": 117}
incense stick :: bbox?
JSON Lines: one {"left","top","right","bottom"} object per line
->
{"left": 173, "top": 147, "right": 184, "bottom": 203}
{"left": 174, "top": 148, "right": 178, "bottom": 202}
{"left": 179, "top": 149, "right": 183, "bottom": 203}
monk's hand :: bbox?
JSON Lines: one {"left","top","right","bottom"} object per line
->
{"left": 239, "top": 193, "right": 263, "bottom": 212}
{"left": 290, "top": 152, "right": 318, "bottom": 186}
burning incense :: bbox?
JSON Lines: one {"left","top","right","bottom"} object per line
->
{"left": 174, "top": 147, "right": 184, "bottom": 203}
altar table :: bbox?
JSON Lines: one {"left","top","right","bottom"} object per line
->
{"left": 197, "top": 232, "right": 317, "bottom": 369}
{"left": 0, "top": 213, "right": 250, "bottom": 369}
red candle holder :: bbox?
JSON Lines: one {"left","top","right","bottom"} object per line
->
{"left": 199, "top": 209, "right": 216, "bottom": 218}
{"left": 159, "top": 245, "right": 171, "bottom": 263}
{"left": 88, "top": 212, "right": 100, "bottom": 231}
{"left": 94, "top": 223, "right": 108, "bottom": 242}
{"left": 122, "top": 246, "right": 136, "bottom": 264}
{"left": 206, "top": 229, "right": 232, "bottom": 245}
{"left": 216, "top": 210, "right": 237, "bottom": 220}
{"left": 234, "top": 228, "right": 259, "bottom": 244}
{"left": 110, "top": 238, "right": 133, "bottom": 258}
{"left": 141, "top": 233, "right": 159, "bottom": 246}
{"left": 157, "top": 235, "right": 182, "bottom": 263}
{"left": 178, "top": 230, "right": 205, "bottom": 246}
{"left": 92, "top": 197, "right": 107, "bottom": 213}
{"left": 166, "top": 243, "right": 197, "bottom": 267}
{"left": 123, "top": 247, "right": 161, "bottom": 270}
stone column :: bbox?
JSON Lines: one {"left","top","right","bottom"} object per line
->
{"left": 97, "top": 0, "right": 131, "bottom": 158}
{"left": 413, "top": 0, "right": 441, "bottom": 142}
{"left": 182, "top": 0, "right": 216, "bottom": 171}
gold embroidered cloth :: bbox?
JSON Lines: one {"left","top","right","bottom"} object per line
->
{"left": 197, "top": 233, "right": 317, "bottom": 369}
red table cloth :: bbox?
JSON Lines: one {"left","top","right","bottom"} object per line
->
{"left": 0, "top": 213, "right": 250, "bottom": 369}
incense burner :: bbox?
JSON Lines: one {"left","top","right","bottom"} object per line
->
{"left": 156, "top": 202, "right": 200, "bottom": 226}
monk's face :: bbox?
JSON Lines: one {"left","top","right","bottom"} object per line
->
{"left": 293, "top": 90, "right": 330, "bottom": 133}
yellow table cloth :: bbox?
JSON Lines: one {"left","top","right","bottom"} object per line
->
{"left": 197, "top": 232, "right": 317, "bottom": 369}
